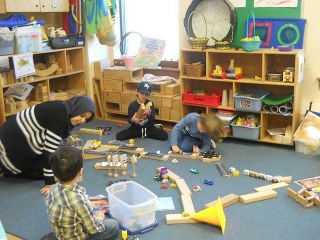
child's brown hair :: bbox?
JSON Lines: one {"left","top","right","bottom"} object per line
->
{"left": 199, "top": 113, "right": 224, "bottom": 141}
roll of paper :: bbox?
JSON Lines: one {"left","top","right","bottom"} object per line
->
{"left": 263, "top": 105, "right": 271, "bottom": 113}
{"left": 271, "top": 106, "right": 279, "bottom": 113}
{"left": 285, "top": 101, "right": 293, "bottom": 109}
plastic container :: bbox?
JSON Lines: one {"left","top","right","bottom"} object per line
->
{"left": 294, "top": 139, "right": 320, "bottom": 155}
{"left": 0, "top": 32, "right": 14, "bottom": 55}
{"left": 15, "top": 25, "right": 42, "bottom": 54}
{"left": 183, "top": 90, "right": 222, "bottom": 107}
{"left": 231, "top": 120, "right": 260, "bottom": 140}
{"left": 106, "top": 181, "right": 157, "bottom": 233}
{"left": 123, "top": 55, "right": 136, "bottom": 70}
{"left": 234, "top": 90, "right": 269, "bottom": 112}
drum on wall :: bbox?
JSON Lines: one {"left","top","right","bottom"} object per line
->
{"left": 246, "top": 18, "right": 307, "bottom": 48}
{"left": 184, "top": 0, "right": 237, "bottom": 46}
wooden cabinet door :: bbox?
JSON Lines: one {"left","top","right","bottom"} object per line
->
{"left": 5, "top": 0, "right": 40, "bottom": 12}
{"left": 40, "top": 0, "right": 69, "bottom": 12}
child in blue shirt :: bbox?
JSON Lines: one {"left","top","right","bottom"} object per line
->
{"left": 170, "top": 112, "right": 224, "bottom": 153}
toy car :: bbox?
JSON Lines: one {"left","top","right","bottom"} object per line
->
{"left": 154, "top": 175, "right": 161, "bottom": 181}
{"left": 172, "top": 158, "right": 179, "bottom": 164}
{"left": 190, "top": 168, "right": 199, "bottom": 174}
{"left": 193, "top": 185, "right": 201, "bottom": 192}
{"left": 162, "top": 179, "right": 169, "bottom": 184}
{"left": 160, "top": 183, "right": 167, "bottom": 189}
{"left": 170, "top": 183, "right": 177, "bottom": 188}
{"left": 204, "top": 179, "right": 214, "bottom": 185}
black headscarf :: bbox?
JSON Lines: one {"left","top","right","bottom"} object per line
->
{"left": 63, "top": 96, "right": 95, "bottom": 122}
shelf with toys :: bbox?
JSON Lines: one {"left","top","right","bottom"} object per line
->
{"left": 180, "top": 48, "right": 304, "bottom": 145}
{"left": 0, "top": 47, "right": 86, "bottom": 124}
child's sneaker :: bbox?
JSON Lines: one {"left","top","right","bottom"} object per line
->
{"left": 154, "top": 124, "right": 163, "bottom": 130}
{"left": 211, "top": 139, "right": 216, "bottom": 149}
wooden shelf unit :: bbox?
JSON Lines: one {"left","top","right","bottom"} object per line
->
{"left": 180, "top": 48, "right": 304, "bottom": 145}
{"left": 0, "top": 47, "right": 86, "bottom": 125}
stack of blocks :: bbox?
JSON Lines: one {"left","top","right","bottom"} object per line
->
{"left": 33, "top": 83, "right": 49, "bottom": 102}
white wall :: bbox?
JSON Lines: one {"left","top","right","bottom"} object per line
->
{"left": 178, "top": 0, "right": 320, "bottom": 114}
{"left": 301, "top": 0, "right": 320, "bottom": 113}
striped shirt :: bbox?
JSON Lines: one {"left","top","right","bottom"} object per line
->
{"left": 46, "top": 183, "right": 105, "bottom": 240}
{"left": 0, "top": 101, "right": 70, "bottom": 184}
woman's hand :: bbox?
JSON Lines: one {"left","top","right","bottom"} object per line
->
{"left": 96, "top": 210, "right": 106, "bottom": 221}
{"left": 172, "top": 146, "right": 180, "bottom": 153}
{"left": 40, "top": 185, "right": 53, "bottom": 195}
{"left": 193, "top": 145, "right": 200, "bottom": 153}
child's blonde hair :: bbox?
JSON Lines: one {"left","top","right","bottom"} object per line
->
{"left": 199, "top": 113, "right": 224, "bottom": 141}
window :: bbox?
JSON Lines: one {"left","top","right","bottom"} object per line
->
{"left": 115, "top": 0, "right": 179, "bottom": 60}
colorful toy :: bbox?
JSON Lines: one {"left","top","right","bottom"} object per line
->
{"left": 211, "top": 59, "right": 243, "bottom": 80}
{"left": 160, "top": 183, "right": 168, "bottom": 189}
{"left": 122, "top": 230, "right": 127, "bottom": 240}
{"left": 89, "top": 140, "right": 102, "bottom": 150}
{"left": 159, "top": 167, "right": 169, "bottom": 180}
{"left": 172, "top": 158, "right": 179, "bottom": 164}
{"left": 129, "top": 139, "right": 135, "bottom": 144}
{"left": 193, "top": 185, "right": 201, "bottom": 192}
{"left": 118, "top": 123, "right": 122, "bottom": 128}
{"left": 170, "top": 183, "right": 177, "bottom": 188}
{"left": 229, "top": 167, "right": 240, "bottom": 176}
{"left": 283, "top": 67, "right": 294, "bottom": 83}
{"left": 243, "top": 169, "right": 282, "bottom": 183}
{"left": 154, "top": 175, "right": 161, "bottom": 181}
{"left": 162, "top": 179, "right": 169, "bottom": 184}
{"left": 190, "top": 168, "right": 199, "bottom": 174}
{"left": 204, "top": 179, "right": 214, "bottom": 185}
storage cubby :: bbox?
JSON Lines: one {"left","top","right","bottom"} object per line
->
{"left": 66, "top": 48, "right": 85, "bottom": 72}
{"left": 105, "top": 102, "right": 121, "bottom": 113}
{"left": 180, "top": 48, "right": 304, "bottom": 145}
{"left": 180, "top": 50, "right": 206, "bottom": 77}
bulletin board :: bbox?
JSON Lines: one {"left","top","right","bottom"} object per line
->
{"left": 232, "top": 0, "right": 302, "bottom": 46}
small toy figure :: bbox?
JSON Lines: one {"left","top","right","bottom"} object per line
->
{"left": 154, "top": 175, "right": 161, "bottom": 181}
{"left": 172, "top": 158, "right": 178, "bottom": 164}
{"left": 170, "top": 183, "right": 177, "bottom": 188}
{"left": 129, "top": 139, "right": 135, "bottom": 144}
{"left": 159, "top": 167, "right": 168, "bottom": 180}
{"left": 55, "top": 28, "right": 67, "bottom": 37}
{"left": 204, "top": 179, "right": 214, "bottom": 185}
{"left": 160, "top": 183, "right": 167, "bottom": 189}
{"left": 122, "top": 230, "right": 128, "bottom": 240}
{"left": 162, "top": 179, "right": 169, "bottom": 184}
{"left": 190, "top": 168, "right": 199, "bottom": 174}
{"left": 193, "top": 185, "right": 201, "bottom": 192}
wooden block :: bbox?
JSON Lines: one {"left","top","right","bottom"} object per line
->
{"left": 136, "top": 103, "right": 146, "bottom": 119}
{"left": 150, "top": 79, "right": 175, "bottom": 95}
{"left": 279, "top": 176, "right": 292, "bottom": 184}
{"left": 161, "top": 96, "right": 172, "bottom": 108}
{"left": 254, "top": 182, "right": 289, "bottom": 192}
{"left": 103, "top": 91, "right": 121, "bottom": 103}
{"left": 176, "top": 178, "right": 192, "bottom": 195}
{"left": 156, "top": 167, "right": 182, "bottom": 183}
{"left": 168, "top": 151, "right": 199, "bottom": 159}
{"left": 160, "top": 108, "right": 170, "bottom": 119}
{"left": 171, "top": 95, "right": 181, "bottom": 110}
{"left": 94, "top": 162, "right": 128, "bottom": 170}
{"left": 205, "top": 193, "right": 239, "bottom": 208}
{"left": 181, "top": 194, "right": 195, "bottom": 214}
{"left": 121, "top": 104, "right": 129, "bottom": 114}
{"left": 240, "top": 190, "right": 277, "bottom": 204}
{"left": 164, "top": 83, "right": 180, "bottom": 95}
{"left": 103, "top": 80, "right": 123, "bottom": 91}
{"left": 142, "top": 152, "right": 169, "bottom": 161}
{"left": 166, "top": 214, "right": 198, "bottom": 224}
{"left": 79, "top": 128, "right": 102, "bottom": 135}
{"left": 149, "top": 94, "right": 161, "bottom": 107}
{"left": 103, "top": 66, "right": 143, "bottom": 81}
{"left": 94, "top": 59, "right": 110, "bottom": 78}
{"left": 170, "top": 109, "right": 181, "bottom": 121}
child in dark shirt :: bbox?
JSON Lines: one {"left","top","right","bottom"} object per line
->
{"left": 116, "top": 81, "right": 168, "bottom": 141}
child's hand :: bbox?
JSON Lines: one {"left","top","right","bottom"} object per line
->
{"left": 193, "top": 145, "right": 200, "bottom": 153}
{"left": 172, "top": 146, "right": 180, "bottom": 153}
{"left": 96, "top": 210, "right": 105, "bottom": 221}
{"left": 131, "top": 113, "right": 140, "bottom": 124}
{"left": 40, "top": 184, "right": 53, "bottom": 195}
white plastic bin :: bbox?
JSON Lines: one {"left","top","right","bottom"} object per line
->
{"left": 231, "top": 120, "right": 260, "bottom": 140}
{"left": 294, "top": 139, "right": 320, "bottom": 155}
{"left": 234, "top": 90, "right": 270, "bottom": 112}
{"left": 106, "top": 181, "right": 157, "bottom": 232}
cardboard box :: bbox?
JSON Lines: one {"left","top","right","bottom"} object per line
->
{"left": 161, "top": 108, "right": 170, "bottom": 119}
{"left": 103, "top": 91, "right": 121, "bottom": 103}
{"left": 165, "top": 83, "right": 180, "bottom": 95}
{"left": 149, "top": 94, "right": 161, "bottom": 108}
{"left": 120, "top": 92, "right": 136, "bottom": 103}
{"left": 161, "top": 96, "right": 172, "bottom": 108}
{"left": 103, "top": 66, "right": 143, "bottom": 81}
{"left": 103, "top": 80, "right": 123, "bottom": 91}
{"left": 170, "top": 109, "right": 181, "bottom": 121}
{"left": 171, "top": 95, "right": 181, "bottom": 110}
{"left": 121, "top": 104, "right": 129, "bottom": 114}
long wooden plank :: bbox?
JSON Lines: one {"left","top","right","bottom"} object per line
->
{"left": 279, "top": 176, "right": 292, "bottom": 184}
{"left": 255, "top": 182, "right": 289, "bottom": 192}
{"left": 141, "top": 152, "right": 169, "bottom": 161}
{"left": 80, "top": 128, "right": 102, "bottom": 135}
{"left": 181, "top": 195, "right": 195, "bottom": 214}
{"left": 94, "top": 162, "right": 128, "bottom": 170}
{"left": 168, "top": 151, "right": 199, "bottom": 159}
{"left": 156, "top": 167, "right": 182, "bottom": 183}
{"left": 205, "top": 194, "right": 239, "bottom": 208}
{"left": 240, "top": 190, "right": 277, "bottom": 204}
{"left": 176, "top": 179, "right": 192, "bottom": 195}
{"left": 166, "top": 214, "right": 198, "bottom": 224}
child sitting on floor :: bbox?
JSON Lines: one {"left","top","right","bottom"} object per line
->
{"left": 41, "top": 146, "right": 119, "bottom": 240}
{"left": 116, "top": 81, "right": 168, "bottom": 141}
{"left": 170, "top": 112, "right": 224, "bottom": 153}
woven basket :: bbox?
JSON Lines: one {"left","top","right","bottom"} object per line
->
{"left": 184, "top": 63, "right": 205, "bottom": 77}
{"left": 187, "top": 11, "right": 209, "bottom": 49}
{"left": 241, "top": 10, "right": 261, "bottom": 52}
{"left": 215, "top": 41, "right": 231, "bottom": 50}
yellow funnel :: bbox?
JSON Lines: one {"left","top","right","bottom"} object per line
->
{"left": 190, "top": 198, "right": 226, "bottom": 234}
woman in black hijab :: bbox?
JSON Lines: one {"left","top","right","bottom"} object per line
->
{"left": 0, "top": 96, "right": 95, "bottom": 194}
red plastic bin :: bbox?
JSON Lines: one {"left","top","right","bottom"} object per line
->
{"left": 182, "top": 90, "right": 222, "bottom": 107}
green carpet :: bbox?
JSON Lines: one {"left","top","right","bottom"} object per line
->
{"left": 0, "top": 120, "right": 319, "bottom": 240}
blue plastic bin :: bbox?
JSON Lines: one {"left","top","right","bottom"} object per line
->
{"left": 234, "top": 90, "right": 270, "bottom": 112}
{"left": 231, "top": 120, "right": 260, "bottom": 140}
